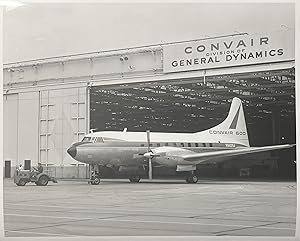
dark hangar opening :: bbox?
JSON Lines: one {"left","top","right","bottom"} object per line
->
{"left": 90, "top": 68, "right": 295, "bottom": 179}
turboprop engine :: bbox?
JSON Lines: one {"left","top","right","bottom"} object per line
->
{"left": 144, "top": 146, "right": 195, "bottom": 167}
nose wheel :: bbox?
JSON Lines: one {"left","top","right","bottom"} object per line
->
{"left": 89, "top": 175, "right": 101, "bottom": 185}
{"left": 90, "top": 176, "right": 100, "bottom": 185}
{"left": 89, "top": 164, "right": 101, "bottom": 185}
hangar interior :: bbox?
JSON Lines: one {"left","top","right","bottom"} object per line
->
{"left": 90, "top": 68, "right": 295, "bottom": 179}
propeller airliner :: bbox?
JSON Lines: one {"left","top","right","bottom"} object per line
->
{"left": 67, "top": 97, "right": 294, "bottom": 184}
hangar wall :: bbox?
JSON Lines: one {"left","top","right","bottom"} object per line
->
{"left": 3, "top": 45, "right": 163, "bottom": 178}
{"left": 3, "top": 31, "right": 295, "bottom": 179}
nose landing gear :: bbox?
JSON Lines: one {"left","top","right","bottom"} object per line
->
{"left": 89, "top": 174, "right": 101, "bottom": 185}
{"left": 88, "top": 164, "right": 101, "bottom": 185}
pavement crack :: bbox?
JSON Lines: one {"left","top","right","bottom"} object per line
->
{"left": 189, "top": 210, "right": 245, "bottom": 218}
{"left": 213, "top": 221, "right": 284, "bottom": 235}
{"left": 6, "top": 215, "right": 128, "bottom": 233}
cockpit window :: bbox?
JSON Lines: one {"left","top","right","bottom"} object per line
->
{"left": 81, "top": 137, "right": 104, "bottom": 143}
{"left": 96, "top": 137, "right": 104, "bottom": 143}
{"left": 81, "top": 137, "right": 92, "bottom": 142}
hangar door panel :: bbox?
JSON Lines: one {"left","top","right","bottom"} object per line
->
{"left": 3, "top": 94, "right": 18, "bottom": 166}
{"left": 39, "top": 91, "right": 55, "bottom": 166}
{"left": 18, "top": 92, "right": 39, "bottom": 165}
{"left": 39, "top": 88, "right": 87, "bottom": 166}
{"left": 70, "top": 88, "right": 87, "bottom": 143}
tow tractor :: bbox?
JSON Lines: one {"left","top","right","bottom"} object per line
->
{"left": 14, "top": 168, "right": 58, "bottom": 186}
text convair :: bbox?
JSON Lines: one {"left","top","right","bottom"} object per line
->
{"left": 163, "top": 31, "right": 294, "bottom": 73}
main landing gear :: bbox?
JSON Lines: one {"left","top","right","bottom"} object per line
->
{"left": 185, "top": 172, "right": 198, "bottom": 184}
{"left": 129, "top": 175, "right": 141, "bottom": 183}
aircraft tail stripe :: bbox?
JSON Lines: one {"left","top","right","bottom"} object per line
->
{"left": 229, "top": 105, "right": 240, "bottom": 129}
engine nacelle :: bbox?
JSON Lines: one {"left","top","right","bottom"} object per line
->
{"left": 151, "top": 146, "right": 195, "bottom": 167}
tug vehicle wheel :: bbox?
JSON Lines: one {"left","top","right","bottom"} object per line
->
{"left": 37, "top": 175, "right": 49, "bottom": 186}
{"left": 17, "top": 179, "right": 27, "bottom": 186}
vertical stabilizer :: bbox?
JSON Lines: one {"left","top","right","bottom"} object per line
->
{"left": 199, "top": 98, "right": 250, "bottom": 147}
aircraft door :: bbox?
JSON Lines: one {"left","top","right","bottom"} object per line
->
{"left": 5, "top": 160, "right": 11, "bottom": 178}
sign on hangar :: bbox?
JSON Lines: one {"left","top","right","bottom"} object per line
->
{"left": 163, "top": 31, "right": 294, "bottom": 73}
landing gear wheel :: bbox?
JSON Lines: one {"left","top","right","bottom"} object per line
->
{"left": 17, "top": 179, "right": 26, "bottom": 186}
{"left": 37, "top": 176, "right": 49, "bottom": 186}
{"left": 129, "top": 175, "right": 141, "bottom": 183}
{"left": 91, "top": 177, "right": 101, "bottom": 185}
{"left": 186, "top": 175, "right": 198, "bottom": 184}
{"left": 191, "top": 175, "right": 198, "bottom": 183}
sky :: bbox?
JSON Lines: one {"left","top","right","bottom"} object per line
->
{"left": 3, "top": 2, "right": 295, "bottom": 63}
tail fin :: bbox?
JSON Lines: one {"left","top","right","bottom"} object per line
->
{"left": 200, "top": 98, "right": 250, "bottom": 147}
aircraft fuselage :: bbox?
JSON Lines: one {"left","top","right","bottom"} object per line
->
{"left": 67, "top": 139, "right": 238, "bottom": 167}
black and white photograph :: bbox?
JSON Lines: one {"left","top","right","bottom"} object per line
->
{"left": 1, "top": 1, "right": 297, "bottom": 239}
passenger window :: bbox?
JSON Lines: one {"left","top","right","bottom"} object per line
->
{"left": 141, "top": 144, "right": 144, "bottom": 147}
{"left": 195, "top": 143, "right": 199, "bottom": 147}
{"left": 188, "top": 143, "right": 191, "bottom": 147}
{"left": 180, "top": 143, "right": 184, "bottom": 147}
{"left": 165, "top": 143, "right": 169, "bottom": 146}
{"left": 157, "top": 143, "right": 160, "bottom": 147}
{"left": 173, "top": 143, "right": 177, "bottom": 147}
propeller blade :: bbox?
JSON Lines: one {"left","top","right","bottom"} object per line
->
{"left": 146, "top": 130, "right": 152, "bottom": 180}
{"left": 148, "top": 158, "right": 152, "bottom": 180}
{"left": 146, "top": 130, "right": 150, "bottom": 152}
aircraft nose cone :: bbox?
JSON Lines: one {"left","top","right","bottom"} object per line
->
{"left": 67, "top": 145, "right": 77, "bottom": 158}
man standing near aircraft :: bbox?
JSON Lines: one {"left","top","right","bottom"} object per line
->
{"left": 37, "top": 163, "right": 43, "bottom": 173}
{"left": 17, "top": 164, "right": 24, "bottom": 171}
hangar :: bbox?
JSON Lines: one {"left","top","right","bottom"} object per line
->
{"left": 3, "top": 31, "right": 295, "bottom": 179}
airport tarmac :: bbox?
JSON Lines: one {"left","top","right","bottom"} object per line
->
{"left": 3, "top": 178, "right": 296, "bottom": 237}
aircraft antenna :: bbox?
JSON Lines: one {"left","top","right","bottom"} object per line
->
{"left": 90, "top": 128, "right": 98, "bottom": 133}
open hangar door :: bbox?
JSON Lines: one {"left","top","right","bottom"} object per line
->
{"left": 90, "top": 67, "right": 295, "bottom": 179}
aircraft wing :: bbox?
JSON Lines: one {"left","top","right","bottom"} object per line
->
{"left": 181, "top": 144, "right": 295, "bottom": 164}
